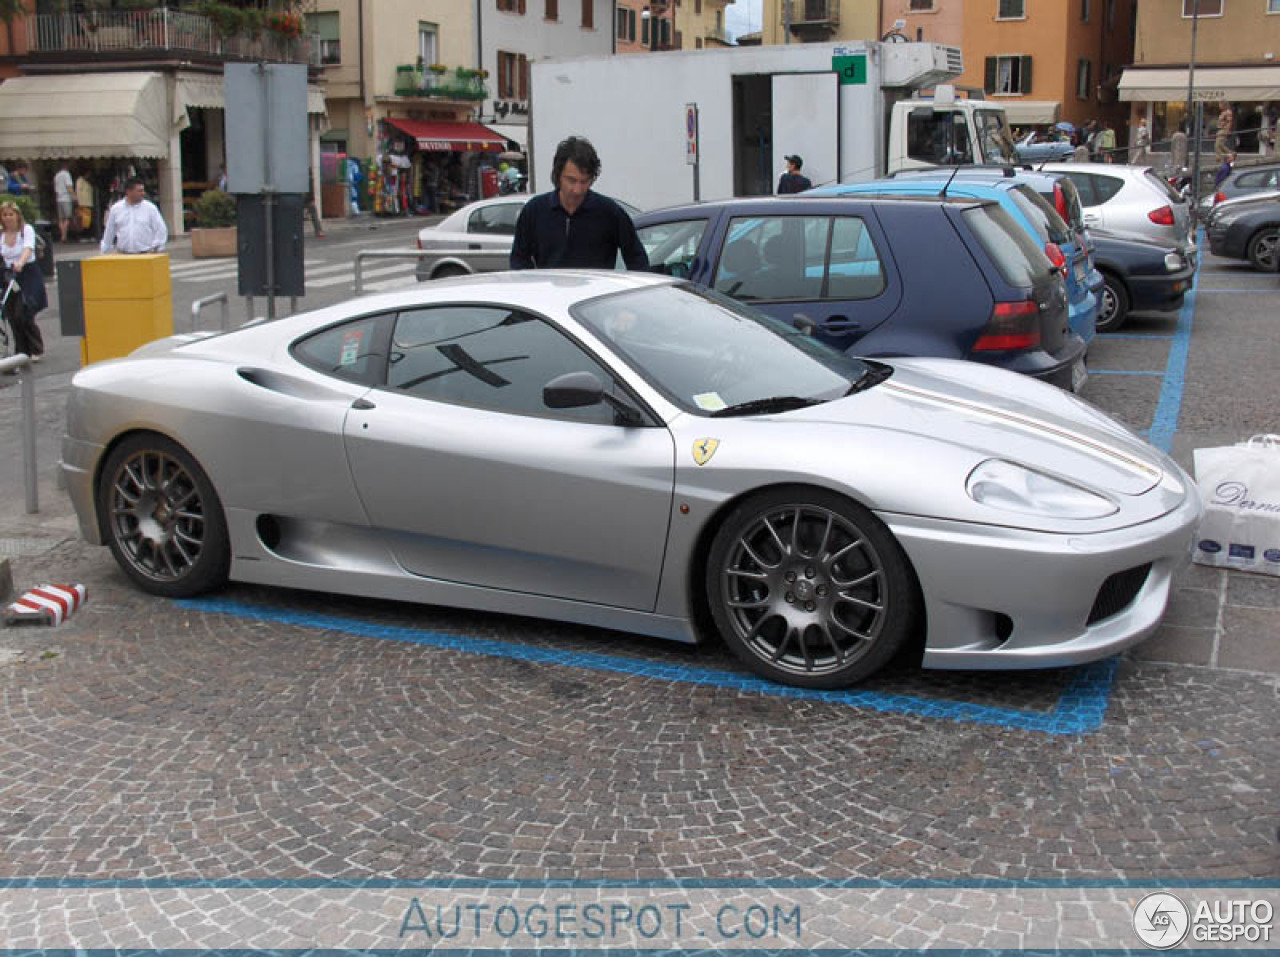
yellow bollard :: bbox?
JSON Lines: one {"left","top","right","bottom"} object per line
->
{"left": 80, "top": 254, "right": 173, "bottom": 365}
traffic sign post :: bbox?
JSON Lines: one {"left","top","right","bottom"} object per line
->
{"left": 686, "top": 103, "right": 700, "bottom": 202}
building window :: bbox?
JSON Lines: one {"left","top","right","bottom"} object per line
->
{"left": 1181, "top": 0, "right": 1223, "bottom": 14}
{"left": 418, "top": 23, "right": 437, "bottom": 68}
{"left": 984, "top": 55, "right": 1032, "bottom": 95}
{"left": 1269, "top": 0, "right": 1280, "bottom": 12}
{"left": 497, "top": 50, "right": 529, "bottom": 100}
{"left": 546, "top": 0, "right": 558, "bottom": 19}
{"left": 997, "top": 0, "right": 1025, "bottom": 19}
{"left": 616, "top": 6, "right": 636, "bottom": 40}
{"left": 1081, "top": 0, "right": 1090, "bottom": 21}
{"left": 306, "top": 11, "right": 340, "bottom": 64}
{"left": 696, "top": 0, "right": 702, "bottom": 12}
{"left": 581, "top": 0, "right": 593, "bottom": 28}
{"left": 1077, "top": 58, "right": 1091, "bottom": 100}
{"left": 497, "top": 0, "right": 526, "bottom": 13}
{"left": 910, "top": 0, "right": 935, "bottom": 9}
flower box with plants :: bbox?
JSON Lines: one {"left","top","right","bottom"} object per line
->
{"left": 190, "top": 188, "right": 238, "bottom": 258}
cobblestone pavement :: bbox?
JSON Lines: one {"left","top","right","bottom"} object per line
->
{"left": 0, "top": 243, "right": 1276, "bottom": 909}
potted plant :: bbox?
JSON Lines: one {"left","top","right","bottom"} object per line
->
{"left": 190, "top": 188, "right": 237, "bottom": 258}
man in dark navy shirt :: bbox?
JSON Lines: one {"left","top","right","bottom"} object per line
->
{"left": 509, "top": 136, "right": 649, "bottom": 271}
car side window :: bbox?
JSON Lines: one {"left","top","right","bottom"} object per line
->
{"left": 1091, "top": 174, "right": 1124, "bottom": 205}
{"left": 827, "top": 217, "right": 887, "bottom": 300}
{"left": 1064, "top": 173, "right": 1096, "bottom": 206}
{"left": 468, "top": 203, "right": 521, "bottom": 235}
{"left": 292, "top": 314, "right": 389, "bottom": 385}
{"left": 636, "top": 219, "right": 708, "bottom": 278}
{"left": 1236, "top": 170, "right": 1276, "bottom": 189}
{"left": 714, "top": 216, "right": 826, "bottom": 301}
{"left": 385, "top": 305, "right": 617, "bottom": 424}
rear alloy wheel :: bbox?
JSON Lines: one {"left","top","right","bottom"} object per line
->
{"left": 1247, "top": 228, "right": 1280, "bottom": 272}
{"left": 98, "top": 434, "right": 230, "bottom": 597}
{"left": 706, "top": 488, "right": 920, "bottom": 688}
{"left": 1096, "top": 272, "right": 1130, "bottom": 333}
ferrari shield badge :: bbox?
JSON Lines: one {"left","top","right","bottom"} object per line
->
{"left": 692, "top": 438, "right": 720, "bottom": 466}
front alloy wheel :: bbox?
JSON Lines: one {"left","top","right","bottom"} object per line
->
{"left": 706, "top": 489, "right": 919, "bottom": 688}
{"left": 99, "top": 435, "right": 230, "bottom": 597}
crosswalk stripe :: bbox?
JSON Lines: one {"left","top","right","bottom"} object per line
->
{"left": 307, "top": 261, "right": 417, "bottom": 289}
{"left": 362, "top": 275, "right": 420, "bottom": 293}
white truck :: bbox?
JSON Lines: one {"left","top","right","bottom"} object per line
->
{"left": 529, "top": 41, "right": 1015, "bottom": 212}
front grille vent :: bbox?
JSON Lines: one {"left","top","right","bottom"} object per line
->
{"left": 1087, "top": 563, "right": 1152, "bottom": 625}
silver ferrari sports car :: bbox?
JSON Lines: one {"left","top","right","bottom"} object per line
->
{"left": 62, "top": 272, "right": 1201, "bottom": 688}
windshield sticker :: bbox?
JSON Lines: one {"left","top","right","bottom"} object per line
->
{"left": 339, "top": 329, "right": 364, "bottom": 367}
{"left": 692, "top": 438, "right": 720, "bottom": 467}
{"left": 693, "top": 392, "right": 727, "bottom": 412}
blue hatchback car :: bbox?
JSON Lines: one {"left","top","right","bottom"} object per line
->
{"left": 633, "top": 194, "right": 1089, "bottom": 392}
{"left": 807, "top": 177, "right": 1098, "bottom": 348}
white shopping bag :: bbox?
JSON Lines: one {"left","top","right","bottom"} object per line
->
{"left": 1192, "top": 434, "right": 1280, "bottom": 576}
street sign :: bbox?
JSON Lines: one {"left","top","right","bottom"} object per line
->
{"left": 686, "top": 103, "right": 700, "bottom": 165}
{"left": 225, "top": 63, "right": 309, "bottom": 194}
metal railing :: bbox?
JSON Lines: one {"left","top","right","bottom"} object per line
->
{"left": 26, "top": 9, "right": 310, "bottom": 63}
{"left": 191, "top": 292, "right": 230, "bottom": 333}
{"left": 0, "top": 354, "right": 38, "bottom": 514}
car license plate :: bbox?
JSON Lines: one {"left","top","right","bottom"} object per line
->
{"left": 1071, "top": 357, "right": 1089, "bottom": 393}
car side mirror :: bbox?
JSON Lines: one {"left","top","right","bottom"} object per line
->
{"left": 543, "top": 371, "right": 646, "bottom": 427}
{"left": 544, "top": 370, "right": 603, "bottom": 409}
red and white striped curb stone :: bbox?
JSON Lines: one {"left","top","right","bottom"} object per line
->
{"left": 4, "top": 584, "right": 88, "bottom": 626}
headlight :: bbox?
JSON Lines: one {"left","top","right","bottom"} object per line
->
{"left": 1164, "top": 251, "right": 1185, "bottom": 272}
{"left": 966, "top": 460, "right": 1118, "bottom": 519}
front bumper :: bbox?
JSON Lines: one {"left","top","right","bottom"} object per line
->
{"left": 1128, "top": 267, "right": 1195, "bottom": 314}
{"left": 884, "top": 479, "right": 1202, "bottom": 671}
{"left": 61, "top": 435, "right": 105, "bottom": 546}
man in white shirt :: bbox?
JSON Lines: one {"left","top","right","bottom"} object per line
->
{"left": 100, "top": 177, "right": 167, "bottom": 254}
{"left": 54, "top": 163, "right": 75, "bottom": 241}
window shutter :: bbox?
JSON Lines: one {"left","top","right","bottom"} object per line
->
{"left": 518, "top": 0, "right": 526, "bottom": 14}
{"left": 519, "top": 55, "right": 529, "bottom": 100}
{"left": 498, "top": 53, "right": 509, "bottom": 98}
{"left": 984, "top": 57, "right": 996, "bottom": 94}
{"left": 1019, "top": 55, "right": 1033, "bottom": 94}
{"left": 582, "top": 0, "right": 593, "bottom": 28}
{"left": 642, "top": 15, "right": 649, "bottom": 44}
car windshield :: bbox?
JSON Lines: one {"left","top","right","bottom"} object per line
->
{"left": 574, "top": 284, "right": 872, "bottom": 416}
{"left": 977, "top": 109, "right": 1016, "bottom": 164}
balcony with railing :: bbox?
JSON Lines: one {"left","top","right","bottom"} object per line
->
{"left": 25, "top": 8, "right": 311, "bottom": 64}
{"left": 394, "top": 65, "right": 489, "bottom": 102}
{"left": 782, "top": 0, "right": 840, "bottom": 39}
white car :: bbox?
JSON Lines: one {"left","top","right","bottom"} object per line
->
{"left": 414, "top": 194, "right": 641, "bottom": 281}
{"left": 414, "top": 195, "right": 532, "bottom": 281}
{"left": 1042, "top": 163, "right": 1197, "bottom": 265}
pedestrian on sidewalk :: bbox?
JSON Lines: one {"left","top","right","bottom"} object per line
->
{"left": 53, "top": 162, "right": 75, "bottom": 242}
{"left": 99, "top": 177, "right": 167, "bottom": 254}
{"left": 0, "top": 198, "right": 47, "bottom": 363}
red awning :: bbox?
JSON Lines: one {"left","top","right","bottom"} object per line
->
{"left": 384, "top": 118, "right": 507, "bottom": 153}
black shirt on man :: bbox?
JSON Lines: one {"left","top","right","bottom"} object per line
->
{"left": 509, "top": 189, "right": 649, "bottom": 270}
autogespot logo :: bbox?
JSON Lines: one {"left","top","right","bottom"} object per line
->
{"left": 1134, "top": 892, "right": 1190, "bottom": 949}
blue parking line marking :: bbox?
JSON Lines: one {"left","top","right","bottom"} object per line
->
{"left": 175, "top": 598, "right": 1118, "bottom": 736}
{"left": 1097, "top": 334, "right": 1175, "bottom": 340}
{"left": 1194, "top": 288, "right": 1280, "bottom": 294}
{"left": 1147, "top": 236, "right": 1200, "bottom": 453}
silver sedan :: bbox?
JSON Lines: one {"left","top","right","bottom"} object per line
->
{"left": 62, "top": 273, "right": 1201, "bottom": 688}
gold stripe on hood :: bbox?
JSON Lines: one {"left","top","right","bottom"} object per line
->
{"left": 882, "top": 381, "right": 1162, "bottom": 481}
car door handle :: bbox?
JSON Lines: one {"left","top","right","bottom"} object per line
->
{"left": 469, "top": 243, "right": 482, "bottom": 250}
{"left": 819, "top": 315, "right": 860, "bottom": 333}
{"left": 352, "top": 397, "right": 376, "bottom": 410}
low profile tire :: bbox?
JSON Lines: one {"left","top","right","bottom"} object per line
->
{"left": 1247, "top": 228, "right": 1280, "bottom": 272}
{"left": 1096, "top": 272, "right": 1130, "bottom": 333}
{"left": 98, "top": 434, "right": 230, "bottom": 598}
{"left": 432, "top": 264, "right": 468, "bottom": 280}
{"left": 705, "top": 487, "right": 921, "bottom": 689}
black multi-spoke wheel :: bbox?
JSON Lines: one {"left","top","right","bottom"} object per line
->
{"left": 706, "top": 488, "right": 920, "bottom": 688}
{"left": 98, "top": 435, "right": 229, "bottom": 597}
{"left": 1247, "top": 228, "right": 1280, "bottom": 272}
{"left": 1096, "top": 272, "right": 1130, "bottom": 333}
